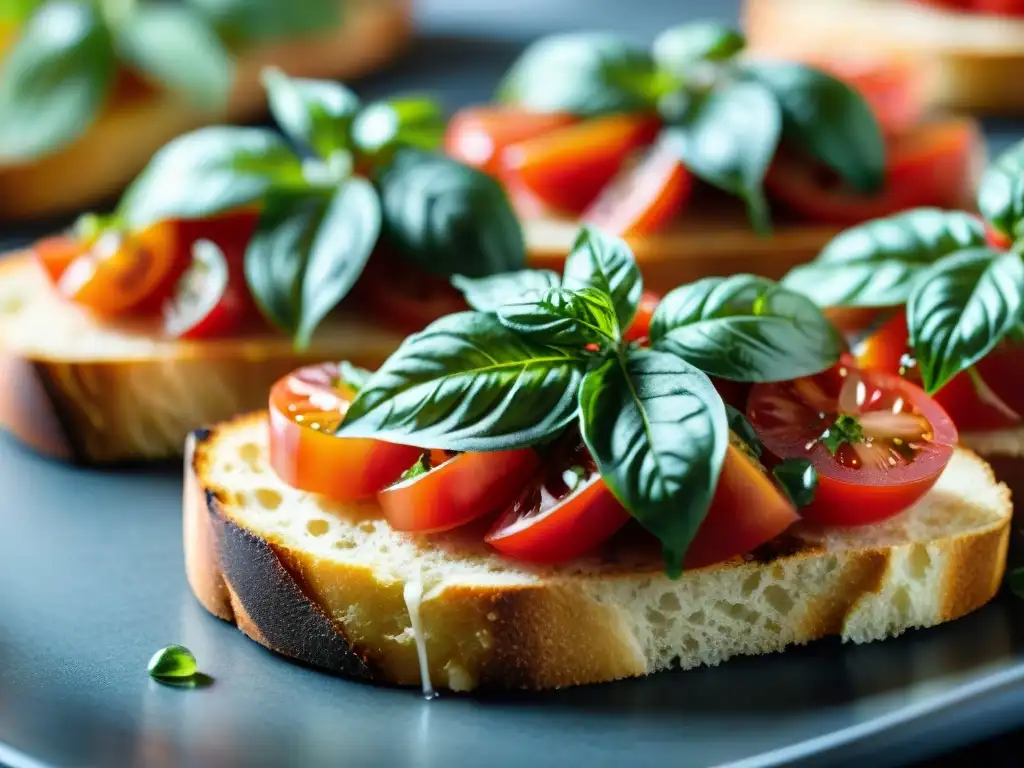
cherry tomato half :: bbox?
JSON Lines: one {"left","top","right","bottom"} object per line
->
{"left": 748, "top": 361, "right": 957, "bottom": 526}
{"left": 379, "top": 448, "right": 541, "bottom": 534}
{"left": 268, "top": 363, "right": 421, "bottom": 501}
{"left": 766, "top": 118, "right": 980, "bottom": 226}
{"left": 500, "top": 113, "right": 661, "bottom": 216}
{"left": 33, "top": 236, "right": 81, "bottom": 284}
{"left": 444, "top": 106, "right": 577, "bottom": 176}
{"left": 163, "top": 239, "right": 257, "bottom": 340}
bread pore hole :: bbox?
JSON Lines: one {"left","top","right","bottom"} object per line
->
{"left": 658, "top": 592, "right": 681, "bottom": 612}
{"left": 306, "top": 519, "right": 330, "bottom": 537}
{"left": 741, "top": 572, "right": 762, "bottom": 596}
{"left": 891, "top": 586, "right": 911, "bottom": 620}
{"left": 254, "top": 488, "right": 282, "bottom": 511}
{"left": 763, "top": 585, "right": 795, "bottom": 616}
{"left": 239, "top": 443, "right": 261, "bottom": 470}
{"left": 0, "top": 295, "right": 25, "bottom": 315}
{"left": 908, "top": 545, "right": 932, "bottom": 581}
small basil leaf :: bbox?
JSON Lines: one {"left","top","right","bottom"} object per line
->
{"left": 0, "top": 2, "right": 114, "bottom": 160}
{"left": 782, "top": 209, "right": 987, "bottom": 308}
{"left": 497, "top": 286, "right": 620, "bottom": 347}
{"left": 116, "top": 4, "right": 232, "bottom": 111}
{"left": 497, "top": 32, "right": 661, "bottom": 116}
{"left": 352, "top": 96, "right": 445, "bottom": 163}
{"left": 339, "top": 361, "right": 373, "bottom": 394}
{"left": 662, "top": 81, "right": 780, "bottom": 233}
{"left": 743, "top": 61, "right": 884, "bottom": 193}
{"left": 978, "top": 139, "right": 1024, "bottom": 240}
{"left": 119, "top": 126, "right": 303, "bottom": 228}
{"left": 772, "top": 458, "right": 817, "bottom": 508}
{"left": 337, "top": 312, "right": 586, "bottom": 451}
{"left": 562, "top": 225, "right": 642, "bottom": 328}
{"left": 650, "top": 275, "right": 843, "bottom": 382}
{"left": 725, "top": 404, "right": 762, "bottom": 459}
{"left": 377, "top": 147, "right": 525, "bottom": 277}
{"left": 452, "top": 270, "right": 560, "bottom": 312}
{"left": 188, "top": 0, "right": 340, "bottom": 42}
{"left": 908, "top": 248, "right": 1024, "bottom": 394}
{"left": 580, "top": 348, "right": 728, "bottom": 576}
{"left": 652, "top": 22, "right": 745, "bottom": 73}
{"left": 262, "top": 67, "right": 359, "bottom": 159}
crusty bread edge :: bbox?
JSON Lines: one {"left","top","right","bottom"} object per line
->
{"left": 184, "top": 411, "right": 1013, "bottom": 691}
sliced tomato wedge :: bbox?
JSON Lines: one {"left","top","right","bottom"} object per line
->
{"left": 357, "top": 254, "right": 467, "bottom": 334}
{"left": 500, "top": 113, "right": 661, "bottom": 216}
{"left": 766, "top": 118, "right": 980, "bottom": 226}
{"left": 268, "top": 363, "right": 421, "bottom": 501}
{"left": 623, "top": 290, "right": 660, "bottom": 343}
{"left": 685, "top": 444, "right": 800, "bottom": 569}
{"left": 163, "top": 239, "right": 257, "bottom": 340}
{"left": 379, "top": 448, "right": 541, "bottom": 534}
{"left": 581, "top": 138, "right": 693, "bottom": 237}
{"left": 444, "top": 106, "right": 577, "bottom": 176}
{"left": 748, "top": 360, "right": 957, "bottom": 526}
{"left": 33, "top": 236, "right": 82, "bottom": 284}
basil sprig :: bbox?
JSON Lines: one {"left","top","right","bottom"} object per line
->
{"left": 497, "top": 21, "right": 883, "bottom": 233}
{"left": 342, "top": 227, "right": 838, "bottom": 574}
{"left": 118, "top": 69, "right": 522, "bottom": 347}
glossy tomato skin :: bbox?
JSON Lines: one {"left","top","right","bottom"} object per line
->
{"left": 500, "top": 113, "right": 661, "bottom": 216}
{"left": 766, "top": 118, "right": 980, "bottom": 226}
{"left": 163, "top": 239, "right": 256, "bottom": 340}
{"left": 268, "top": 363, "right": 420, "bottom": 501}
{"left": 379, "top": 449, "right": 541, "bottom": 534}
{"left": 748, "top": 363, "right": 957, "bottom": 526}
{"left": 816, "top": 56, "right": 926, "bottom": 136}
{"left": 444, "top": 106, "right": 577, "bottom": 176}
{"left": 624, "top": 291, "right": 660, "bottom": 343}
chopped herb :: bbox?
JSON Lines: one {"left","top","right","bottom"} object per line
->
{"left": 820, "top": 413, "right": 864, "bottom": 455}
{"left": 772, "top": 458, "right": 818, "bottom": 508}
{"left": 399, "top": 452, "right": 433, "bottom": 482}
{"left": 561, "top": 464, "right": 588, "bottom": 493}
{"left": 725, "top": 404, "right": 762, "bottom": 458}
{"left": 148, "top": 645, "right": 197, "bottom": 681}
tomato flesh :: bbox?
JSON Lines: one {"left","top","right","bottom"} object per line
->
{"left": 33, "top": 236, "right": 81, "bottom": 285}
{"left": 380, "top": 448, "right": 541, "bottom": 534}
{"left": 624, "top": 290, "right": 660, "bottom": 343}
{"left": 269, "top": 363, "right": 420, "bottom": 501}
{"left": 748, "top": 361, "right": 957, "bottom": 526}
{"left": 163, "top": 239, "right": 256, "bottom": 340}
{"left": 814, "top": 56, "right": 926, "bottom": 136}
{"left": 444, "top": 106, "right": 577, "bottom": 176}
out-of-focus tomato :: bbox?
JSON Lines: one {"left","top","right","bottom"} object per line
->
{"left": 162, "top": 239, "right": 256, "bottom": 340}
{"left": 818, "top": 56, "right": 927, "bottom": 135}
{"left": 444, "top": 106, "right": 577, "bottom": 176}
{"left": 624, "top": 291, "right": 661, "bottom": 343}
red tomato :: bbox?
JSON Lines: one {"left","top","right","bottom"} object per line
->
{"left": 162, "top": 239, "right": 255, "bottom": 340}
{"left": 747, "top": 361, "right": 957, "bottom": 526}
{"left": 972, "top": 0, "right": 1024, "bottom": 16}
{"left": 824, "top": 306, "right": 886, "bottom": 340}
{"left": 358, "top": 254, "right": 467, "bottom": 334}
{"left": 624, "top": 290, "right": 660, "bottom": 342}
{"left": 268, "top": 363, "right": 421, "bottom": 501}
{"left": 500, "top": 113, "right": 661, "bottom": 216}
{"left": 581, "top": 138, "right": 693, "bottom": 237}
{"left": 684, "top": 445, "right": 800, "bottom": 569}
{"left": 33, "top": 236, "right": 81, "bottom": 284}
{"left": 815, "top": 56, "right": 926, "bottom": 136}
{"left": 379, "top": 448, "right": 541, "bottom": 534}
{"left": 444, "top": 106, "right": 577, "bottom": 176}
{"left": 766, "top": 118, "right": 980, "bottom": 226}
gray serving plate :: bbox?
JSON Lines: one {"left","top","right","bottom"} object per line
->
{"left": 3, "top": 1, "right": 1024, "bottom": 766}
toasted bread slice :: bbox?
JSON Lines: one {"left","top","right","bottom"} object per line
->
{"left": 0, "top": 253, "right": 405, "bottom": 463}
{"left": 745, "top": 0, "right": 1024, "bottom": 114}
{"left": 0, "top": 0, "right": 411, "bottom": 220}
{"left": 184, "top": 410, "right": 1011, "bottom": 692}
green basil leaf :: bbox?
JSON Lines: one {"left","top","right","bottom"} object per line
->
{"left": 781, "top": 209, "right": 987, "bottom": 308}
{"left": 352, "top": 96, "right": 445, "bottom": 163}
{"left": 262, "top": 67, "right": 359, "bottom": 159}
{"left": 978, "top": 139, "right": 1024, "bottom": 240}
{"left": 580, "top": 347, "right": 728, "bottom": 575}
{"left": 187, "top": 0, "right": 340, "bottom": 42}
{"left": 337, "top": 312, "right": 586, "bottom": 451}
{"left": 497, "top": 286, "right": 620, "bottom": 347}
{"left": 116, "top": 4, "right": 232, "bottom": 111}
{"left": 652, "top": 22, "right": 745, "bottom": 73}
{"left": 561, "top": 225, "right": 642, "bottom": 329}
{"left": 650, "top": 275, "right": 843, "bottom": 382}
{"left": 452, "top": 270, "right": 560, "bottom": 312}
{"left": 662, "top": 81, "right": 781, "bottom": 234}
{"left": 772, "top": 458, "right": 817, "bottom": 508}
{"left": 908, "top": 248, "right": 1024, "bottom": 394}
{"left": 377, "top": 147, "right": 525, "bottom": 278}
{"left": 743, "top": 61, "right": 884, "bottom": 193}
{"left": 0, "top": 0, "right": 41, "bottom": 23}
{"left": 119, "top": 126, "right": 303, "bottom": 228}
{"left": 497, "top": 32, "right": 661, "bottom": 116}
{"left": 339, "top": 361, "right": 373, "bottom": 393}
{"left": 0, "top": 2, "right": 114, "bottom": 161}
{"left": 725, "top": 404, "right": 762, "bottom": 459}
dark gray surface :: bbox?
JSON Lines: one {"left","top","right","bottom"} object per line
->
{"left": 3, "top": 1, "right": 1024, "bottom": 767}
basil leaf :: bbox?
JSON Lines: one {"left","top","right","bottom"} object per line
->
{"left": 352, "top": 96, "right": 445, "bottom": 163}
{"left": 119, "top": 126, "right": 303, "bottom": 228}
{"left": 116, "top": 4, "right": 232, "bottom": 111}
{"left": 662, "top": 81, "right": 781, "bottom": 233}
{"left": 782, "top": 209, "right": 987, "bottom": 308}
{"left": 772, "top": 458, "right": 817, "bottom": 508}
{"left": 580, "top": 348, "right": 728, "bottom": 575}
{"left": 0, "top": 2, "right": 114, "bottom": 160}
{"left": 743, "top": 61, "right": 884, "bottom": 193}
{"left": 0, "top": 0, "right": 41, "bottom": 22}
{"left": 188, "top": 0, "right": 340, "bottom": 42}
{"left": 561, "top": 225, "right": 642, "bottom": 329}
{"left": 652, "top": 22, "right": 745, "bottom": 73}
{"left": 497, "top": 32, "right": 661, "bottom": 116}
{"left": 497, "top": 286, "right": 620, "bottom": 347}
{"left": 262, "top": 67, "right": 359, "bottom": 159}
{"left": 978, "top": 139, "right": 1024, "bottom": 241}
{"left": 907, "top": 248, "right": 1024, "bottom": 394}
{"left": 650, "top": 275, "right": 843, "bottom": 382}
{"left": 452, "top": 270, "right": 560, "bottom": 312}
{"left": 339, "top": 361, "right": 373, "bottom": 393}
{"left": 725, "top": 404, "right": 762, "bottom": 459}
{"left": 337, "top": 312, "right": 586, "bottom": 451}
{"left": 377, "top": 147, "right": 525, "bottom": 278}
